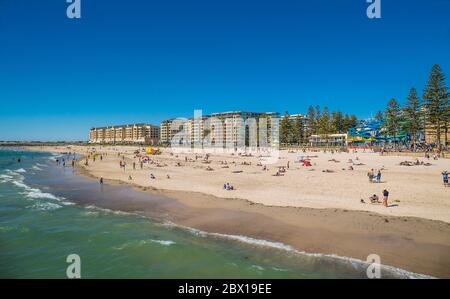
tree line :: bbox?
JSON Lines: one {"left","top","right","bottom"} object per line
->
{"left": 279, "top": 107, "right": 358, "bottom": 145}
{"left": 378, "top": 64, "right": 449, "bottom": 150}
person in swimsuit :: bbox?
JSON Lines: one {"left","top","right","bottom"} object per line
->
{"left": 383, "top": 189, "right": 389, "bottom": 207}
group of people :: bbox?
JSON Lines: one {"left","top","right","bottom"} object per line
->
{"left": 362, "top": 189, "right": 390, "bottom": 207}
{"left": 367, "top": 169, "right": 382, "bottom": 183}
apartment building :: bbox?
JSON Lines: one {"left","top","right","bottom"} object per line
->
{"left": 160, "top": 111, "right": 280, "bottom": 148}
{"left": 89, "top": 123, "right": 160, "bottom": 145}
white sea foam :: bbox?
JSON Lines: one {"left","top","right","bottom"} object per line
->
{"left": 113, "top": 239, "right": 175, "bottom": 250}
{"left": 29, "top": 202, "right": 62, "bottom": 211}
{"left": 81, "top": 211, "right": 100, "bottom": 217}
{"left": 148, "top": 239, "right": 176, "bottom": 246}
{"left": 271, "top": 267, "right": 289, "bottom": 272}
{"left": 2, "top": 168, "right": 69, "bottom": 206}
{"left": 250, "top": 265, "right": 265, "bottom": 271}
{"left": 13, "top": 181, "right": 30, "bottom": 189}
{"left": 85, "top": 205, "right": 135, "bottom": 216}
{"left": 32, "top": 165, "right": 43, "bottom": 171}
{"left": 161, "top": 221, "right": 434, "bottom": 279}
{"left": 24, "top": 189, "right": 60, "bottom": 200}
{"left": 0, "top": 174, "right": 13, "bottom": 180}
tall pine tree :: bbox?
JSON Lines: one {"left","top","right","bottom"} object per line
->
{"left": 385, "top": 98, "right": 401, "bottom": 147}
{"left": 402, "top": 87, "right": 423, "bottom": 150}
{"left": 423, "top": 64, "right": 449, "bottom": 150}
{"left": 306, "top": 106, "right": 317, "bottom": 137}
{"left": 279, "top": 111, "right": 293, "bottom": 145}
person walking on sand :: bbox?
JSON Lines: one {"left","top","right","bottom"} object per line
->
{"left": 383, "top": 189, "right": 389, "bottom": 207}
{"left": 100, "top": 177, "right": 103, "bottom": 184}
{"left": 442, "top": 171, "right": 449, "bottom": 187}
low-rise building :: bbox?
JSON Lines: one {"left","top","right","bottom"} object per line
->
{"left": 309, "top": 133, "right": 348, "bottom": 147}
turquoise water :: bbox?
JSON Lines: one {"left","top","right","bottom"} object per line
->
{"left": 0, "top": 148, "right": 421, "bottom": 278}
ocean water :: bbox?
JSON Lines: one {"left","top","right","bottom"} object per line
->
{"left": 0, "top": 148, "right": 426, "bottom": 278}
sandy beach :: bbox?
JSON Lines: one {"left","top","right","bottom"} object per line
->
{"left": 22, "top": 145, "right": 450, "bottom": 277}
{"left": 32, "top": 145, "right": 450, "bottom": 222}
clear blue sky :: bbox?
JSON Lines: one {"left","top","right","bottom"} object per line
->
{"left": 0, "top": 0, "right": 449, "bottom": 141}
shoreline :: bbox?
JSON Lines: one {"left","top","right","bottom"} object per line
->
{"left": 21, "top": 146, "right": 450, "bottom": 278}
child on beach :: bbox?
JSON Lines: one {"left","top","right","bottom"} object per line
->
{"left": 369, "top": 194, "right": 380, "bottom": 204}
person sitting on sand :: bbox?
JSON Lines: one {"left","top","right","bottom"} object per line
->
{"left": 367, "top": 169, "right": 374, "bottom": 182}
{"left": 442, "top": 171, "right": 449, "bottom": 187}
{"left": 167, "top": 174, "right": 170, "bottom": 179}
{"left": 150, "top": 173, "right": 155, "bottom": 179}
{"left": 128, "top": 175, "right": 132, "bottom": 180}
{"left": 224, "top": 183, "right": 232, "bottom": 190}
{"left": 369, "top": 194, "right": 380, "bottom": 204}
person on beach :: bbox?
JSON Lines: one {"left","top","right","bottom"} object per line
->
{"left": 369, "top": 194, "right": 380, "bottom": 204}
{"left": 100, "top": 177, "right": 103, "bottom": 184}
{"left": 442, "top": 171, "right": 449, "bottom": 187}
{"left": 133, "top": 162, "right": 136, "bottom": 170}
{"left": 376, "top": 170, "right": 381, "bottom": 183}
{"left": 367, "top": 169, "right": 374, "bottom": 182}
{"left": 383, "top": 189, "right": 389, "bottom": 207}
{"left": 150, "top": 173, "right": 155, "bottom": 179}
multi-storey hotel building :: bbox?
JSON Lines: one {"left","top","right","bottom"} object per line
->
{"left": 89, "top": 123, "right": 160, "bottom": 145}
